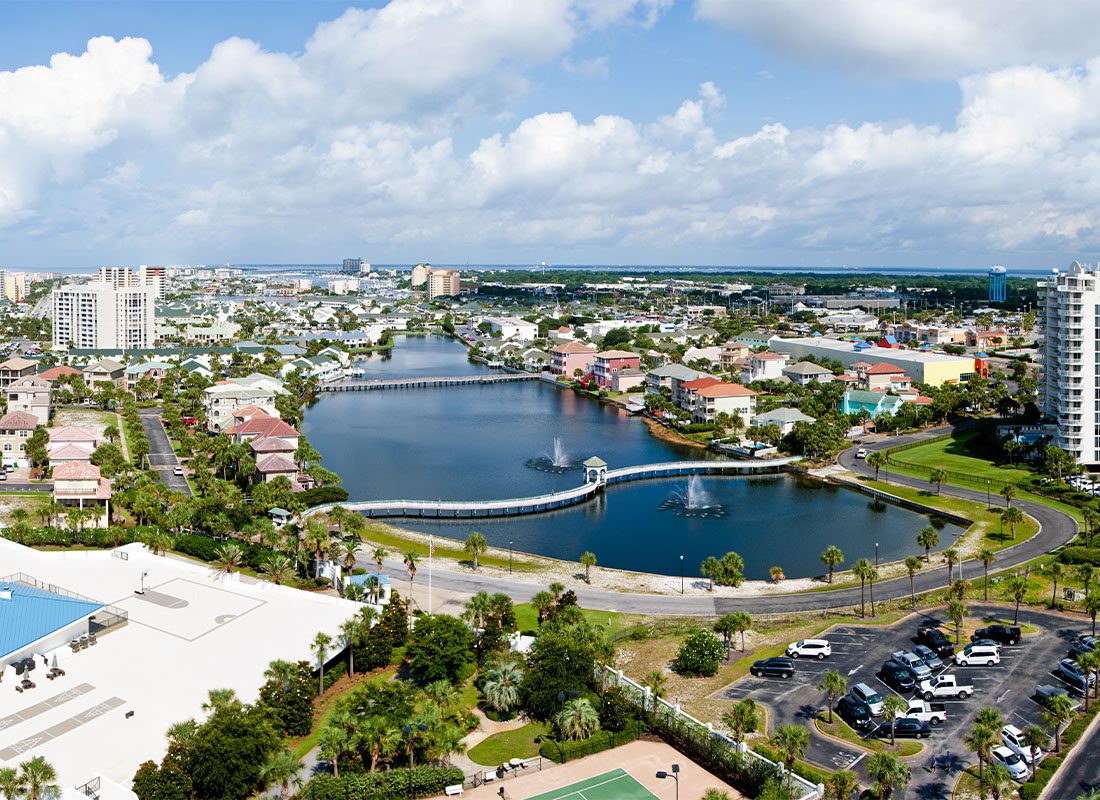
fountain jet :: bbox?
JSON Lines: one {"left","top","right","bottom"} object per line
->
{"left": 659, "top": 475, "right": 725, "bottom": 518}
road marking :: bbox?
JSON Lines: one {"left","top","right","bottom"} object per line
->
{"left": 848, "top": 752, "right": 867, "bottom": 769}
{"left": 848, "top": 665, "right": 864, "bottom": 676}
{"left": 997, "top": 690, "right": 1011, "bottom": 702}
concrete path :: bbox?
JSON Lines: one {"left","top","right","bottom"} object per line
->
{"left": 357, "top": 423, "right": 1079, "bottom": 616}
{"left": 137, "top": 407, "right": 191, "bottom": 496}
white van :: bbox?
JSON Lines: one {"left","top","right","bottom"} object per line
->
{"left": 955, "top": 644, "right": 1001, "bottom": 666}
{"left": 848, "top": 682, "right": 885, "bottom": 716}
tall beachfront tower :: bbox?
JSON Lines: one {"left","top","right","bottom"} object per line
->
{"left": 988, "top": 265, "right": 1007, "bottom": 303}
{"left": 1040, "top": 261, "right": 1100, "bottom": 465}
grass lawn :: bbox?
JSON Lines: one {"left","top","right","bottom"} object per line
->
{"left": 359, "top": 522, "right": 541, "bottom": 573}
{"left": 467, "top": 721, "right": 549, "bottom": 766}
{"left": 513, "top": 603, "right": 633, "bottom": 639}
{"left": 887, "top": 430, "right": 1035, "bottom": 485}
{"left": 815, "top": 715, "right": 924, "bottom": 757}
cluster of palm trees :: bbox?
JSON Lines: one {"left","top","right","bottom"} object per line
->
{"left": 0, "top": 758, "right": 57, "bottom": 800}
{"left": 964, "top": 707, "right": 1048, "bottom": 799}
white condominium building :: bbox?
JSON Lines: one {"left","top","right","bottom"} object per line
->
{"left": 97, "top": 265, "right": 165, "bottom": 298}
{"left": 51, "top": 282, "right": 157, "bottom": 350}
{"left": 1040, "top": 261, "right": 1100, "bottom": 464}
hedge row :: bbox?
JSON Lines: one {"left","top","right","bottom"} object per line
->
{"left": 538, "top": 721, "right": 644, "bottom": 763}
{"left": 4, "top": 526, "right": 149, "bottom": 548}
{"left": 303, "top": 766, "right": 464, "bottom": 800}
{"left": 1059, "top": 546, "right": 1100, "bottom": 566}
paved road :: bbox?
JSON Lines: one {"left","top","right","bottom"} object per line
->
{"left": 137, "top": 408, "right": 192, "bottom": 496}
{"left": 356, "top": 425, "right": 1079, "bottom": 616}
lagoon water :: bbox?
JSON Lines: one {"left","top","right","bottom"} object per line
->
{"left": 302, "top": 335, "right": 960, "bottom": 579}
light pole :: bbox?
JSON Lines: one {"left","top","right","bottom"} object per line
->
{"left": 986, "top": 479, "right": 990, "bottom": 508}
{"left": 508, "top": 541, "right": 513, "bottom": 575}
{"left": 875, "top": 543, "right": 879, "bottom": 568}
{"left": 679, "top": 555, "right": 684, "bottom": 594}
{"left": 656, "top": 764, "right": 680, "bottom": 800}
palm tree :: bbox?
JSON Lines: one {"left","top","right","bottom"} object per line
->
{"left": 303, "top": 520, "right": 331, "bottom": 578}
{"left": 964, "top": 722, "right": 998, "bottom": 779}
{"left": 1001, "top": 505, "right": 1024, "bottom": 539}
{"left": 1008, "top": 575, "right": 1029, "bottom": 624}
{"left": 1077, "top": 650, "right": 1100, "bottom": 711}
{"left": 818, "top": 669, "right": 847, "bottom": 723}
{"left": 824, "top": 769, "right": 859, "bottom": 800}
{"left": 905, "top": 556, "right": 922, "bottom": 607}
{"left": 212, "top": 542, "right": 244, "bottom": 577}
{"left": 917, "top": 524, "right": 940, "bottom": 562}
{"left": 978, "top": 548, "right": 996, "bottom": 601}
{"left": 260, "top": 748, "right": 303, "bottom": 800}
{"left": 0, "top": 767, "right": 20, "bottom": 800}
{"left": 729, "top": 610, "right": 752, "bottom": 651}
{"left": 820, "top": 545, "right": 844, "bottom": 584}
{"left": 580, "top": 551, "right": 597, "bottom": 584}
{"left": 1079, "top": 564, "right": 1095, "bottom": 600}
{"left": 981, "top": 763, "right": 1014, "bottom": 800}
{"left": 947, "top": 598, "right": 968, "bottom": 644}
{"left": 556, "top": 697, "right": 599, "bottom": 740}
{"left": 483, "top": 662, "right": 524, "bottom": 712}
{"left": 943, "top": 547, "right": 959, "bottom": 586}
{"left": 1086, "top": 510, "right": 1100, "bottom": 547}
{"left": 975, "top": 707, "right": 1005, "bottom": 730}
{"left": 465, "top": 532, "right": 488, "bottom": 569}
{"left": 1022, "top": 725, "right": 1050, "bottom": 768}
{"left": 999, "top": 484, "right": 1017, "bottom": 506}
{"left": 1087, "top": 592, "right": 1100, "bottom": 636}
{"left": 770, "top": 724, "right": 809, "bottom": 795}
{"left": 17, "top": 757, "right": 57, "bottom": 800}
{"left": 866, "top": 450, "right": 886, "bottom": 480}
{"left": 372, "top": 546, "right": 388, "bottom": 573}
{"left": 531, "top": 590, "right": 554, "bottom": 624}
{"left": 950, "top": 578, "right": 970, "bottom": 601}
{"left": 720, "top": 698, "right": 758, "bottom": 744}
{"left": 262, "top": 552, "right": 295, "bottom": 584}
{"left": 318, "top": 725, "right": 349, "bottom": 777}
{"left": 852, "top": 558, "right": 875, "bottom": 617}
{"left": 166, "top": 718, "right": 198, "bottom": 746}
{"left": 929, "top": 468, "right": 947, "bottom": 493}
{"left": 340, "top": 618, "right": 361, "bottom": 677}
{"left": 701, "top": 556, "right": 720, "bottom": 591}
{"left": 403, "top": 550, "right": 418, "bottom": 601}
{"left": 1049, "top": 562, "right": 1065, "bottom": 608}
{"left": 713, "top": 614, "right": 737, "bottom": 658}
{"left": 866, "top": 752, "right": 907, "bottom": 798}
{"left": 642, "top": 670, "right": 667, "bottom": 712}
{"left": 340, "top": 538, "right": 362, "bottom": 573}
{"left": 882, "top": 694, "right": 908, "bottom": 745}
{"left": 1044, "top": 692, "right": 1076, "bottom": 752}
{"left": 202, "top": 688, "right": 237, "bottom": 713}
{"left": 769, "top": 565, "right": 784, "bottom": 582}
{"left": 312, "top": 631, "right": 333, "bottom": 696}
{"left": 263, "top": 660, "right": 297, "bottom": 691}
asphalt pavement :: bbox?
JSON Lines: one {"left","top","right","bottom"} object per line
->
{"left": 137, "top": 407, "right": 192, "bottom": 496}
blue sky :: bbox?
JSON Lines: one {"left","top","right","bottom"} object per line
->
{"left": 2, "top": 1, "right": 1100, "bottom": 269}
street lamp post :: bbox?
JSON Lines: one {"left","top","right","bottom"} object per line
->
{"left": 679, "top": 555, "right": 684, "bottom": 594}
{"left": 508, "top": 541, "right": 513, "bottom": 575}
{"left": 656, "top": 764, "right": 680, "bottom": 800}
{"left": 875, "top": 543, "right": 879, "bottom": 568}
{"left": 986, "top": 479, "right": 990, "bottom": 508}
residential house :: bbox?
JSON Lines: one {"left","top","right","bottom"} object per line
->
{"left": 677, "top": 376, "right": 724, "bottom": 413}
{"left": 0, "top": 357, "right": 37, "bottom": 388}
{"left": 53, "top": 461, "right": 111, "bottom": 525}
{"left": 521, "top": 348, "right": 550, "bottom": 371}
{"left": 7, "top": 376, "right": 51, "bottom": 425}
{"left": 549, "top": 341, "right": 597, "bottom": 378}
{"left": 485, "top": 317, "right": 539, "bottom": 342}
{"left": 967, "top": 329, "right": 1008, "bottom": 349}
{"left": 591, "top": 350, "right": 641, "bottom": 389}
{"left": 0, "top": 410, "right": 38, "bottom": 467}
{"left": 125, "top": 360, "right": 174, "bottom": 391}
{"left": 859, "top": 362, "right": 912, "bottom": 392}
{"left": 611, "top": 369, "right": 646, "bottom": 393}
{"left": 204, "top": 383, "right": 279, "bottom": 432}
{"left": 691, "top": 383, "right": 757, "bottom": 423}
{"left": 683, "top": 346, "right": 722, "bottom": 367}
{"left": 751, "top": 407, "right": 816, "bottom": 436}
{"left": 280, "top": 354, "right": 344, "bottom": 382}
{"left": 83, "top": 358, "right": 125, "bottom": 387}
{"left": 37, "top": 365, "right": 82, "bottom": 385}
{"left": 719, "top": 341, "right": 751, "bottom": 370}
{"left": 740, "top": 352, "right": 789, "bottom": 383}
{"left": 839, "top": 390, "right": 904, "bottom": 417}
{"left": 782, "top": 361, "right": 835, "bottom": 385}
{"left": 47, "top": 426, "right": 100, "bottom": 468}
{"left": 178, "top": 357, "right": 215, "bottom": 380}
{"left": 645, "top": 364, "right": 704, "bottom": 400}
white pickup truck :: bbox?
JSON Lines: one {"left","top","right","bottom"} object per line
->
{"left": 902, "top": 699, "right": 948, "bottom": 725}
{"left": 918, "top": 674, "right": 974, "bottom": 701}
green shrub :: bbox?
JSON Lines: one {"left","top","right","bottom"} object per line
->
{"left": 1019, "top": 782, "right": 1042, "bottom": 800}
{"left": 299, "top": 486, "right": 350, "bottom": 507}
{"left": 303, "top": 766, "right": 464, "bottom": 800}
{"left": 174, "top": 533, "right": 221, "bottom": 562}
{"left": 539, "top": 721, "right": 643, "bottom": 762}
{"left": 674, "top": 629, "right": 725, "bottom": 677}
{"left": 1058, "top": 546, "right": 1100, "bottom": 566}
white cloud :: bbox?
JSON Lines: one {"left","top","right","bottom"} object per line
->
{"left": 563, "top": 56, "right": 610, "bottom": 80}
{"left": 696, "top": 0, "right": 1100, "bottom": 79}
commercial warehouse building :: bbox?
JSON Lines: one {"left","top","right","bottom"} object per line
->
{"left": 767, "top": 336, "right": 978, "bottom": 386}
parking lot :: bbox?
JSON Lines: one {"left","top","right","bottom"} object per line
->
{"left": 715, "top": 604, "right": 1092, "bottom": 798}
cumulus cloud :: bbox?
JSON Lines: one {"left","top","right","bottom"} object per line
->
{"left": 696, "top": 0, "right": 1100, "bottom": 80}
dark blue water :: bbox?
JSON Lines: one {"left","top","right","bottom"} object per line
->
{"left": 302, "top": 335, "right": 960, "bottom": 578}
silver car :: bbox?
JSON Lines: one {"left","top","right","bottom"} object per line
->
{"left": 891, "top": 650, "right": 933, "bottom": 681}
{"left": 913, "top": 645, "right": 945, "bottom": 671}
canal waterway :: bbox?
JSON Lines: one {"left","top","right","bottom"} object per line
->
{"left": 302, "top": 335, "right": 961, "bottom": 579}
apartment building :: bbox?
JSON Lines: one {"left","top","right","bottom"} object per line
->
{"left": 427, "top": 269, "right": 461, "bottom": 299}
{"left": 550, "top": 341, "right": 597, "bottom": 377}
{"left": 52, "top": 281, "right": 157, "bottom": 350}
{"left": 98, "top": 265, "right": 165, "bottom": 299}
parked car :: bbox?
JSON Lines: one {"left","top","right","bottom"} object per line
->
{"left": 913, "top": 644, "right": 945, "bottom": 671}
{"left": 955, "top": 644, "right": 1001, "bottom": 666}
{"left": 901, "top": 699, "right": 948, "bottom": 726}
{"left": 1002, "top": 724, "right": 1044, "bottom": 765}
{"left": 173, "top": 466, "right": 184, "bottom": 476}
{"left": 891, "top": 650, "right": 933, "bottom": 681}
{"left": 1035, "top": 684, "right": 1081, "bottom": 712}
{"left": 786, "top": 639, "right": 831, "bottom": 660}
{"left": 836, "top": 696, "right": 874, "bottom": 732}
{"left": 972, "top": 625, "right": 1022, "bottom": 645}
{"left": 918, "top": 674, "right": 974, "bottom": 700}
{"left": 879, "top": 660, "right": 917, "bottom": 693}
{"left": 874, "top": 718, "right": 931, "bottom": 739}
{"left": 1057, "top": 658, "right": 1096, "bottom": 694}
{"left": 855, "top": 448, "right": 868, "bottom": 458}
{"left": 916, "top": 626, "right": 955, "bottom": 658}
{"left": 991, "top": 746, "right": 1030, "bottom": 781}
{"left": 848, "top": 683, "right": 885, "bottom": 716}
{"left": 969, "top": 639, "right": 1004, "bottom": 652}
{"left": 751, "top": 658, "right": 795, "bottom": 679}
{"left": 1070, "top": 635, "right": 1098, "bottom": 659}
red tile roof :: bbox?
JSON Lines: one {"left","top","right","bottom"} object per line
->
{"left": 53, "top": 462, "right": 101, "bottom": 480}
{"left": 681, "top": 377, "right": 723, "bottom": 391}
{"left": 0, "top": 411, "right": 39, "bottom": 430}
{"left": 866, "top": 362, "right": 907, "bottom": 375}
{"left": 251, "top": 436, "right": 296, "bottom": 453}
{"left": 225, "top": 417, "right": 299, "bottom": 438}
{"left": 37, "top": 366, "right": 81, "bottom": 381}
{"left": 551, "top": 341, "right": 596, "bottom": 354}
{"left": 256, "top": 454, "right": 298, "bottom": 474}
{"left": 696, "top": 383, "right": 757, "bottom": 398}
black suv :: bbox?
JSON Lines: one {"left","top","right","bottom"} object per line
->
{"left": 750, "top": 658, "right": 795, "bottom": 679}
{"left": 879, "top": 660, "right": 916, "bottom": 692}
{"left": 916, "top": 626, "right": 955, "bottom": 658}
{"left": 972, "top": 625, "right": 1022, "bottom": 645}
{"left": 836, "top": 696, "right": 874, "bottom": 731}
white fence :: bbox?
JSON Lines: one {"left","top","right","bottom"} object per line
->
{"left": 596, "top": 664, "right": 823, "bottom": 800}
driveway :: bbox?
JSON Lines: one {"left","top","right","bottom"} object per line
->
{"left": 714, "top": 605, "right": 1091, "bottom": 798}
{"left": 137, "top": 408, "right": 192, "bottom": 496}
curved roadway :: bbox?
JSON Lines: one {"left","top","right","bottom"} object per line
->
{"left": 362, "top": 425, "right": 1079, "bottom": 616}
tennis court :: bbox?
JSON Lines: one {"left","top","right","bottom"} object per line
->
{"left": 523, "top": 769, "right": 659, "bottom": 800}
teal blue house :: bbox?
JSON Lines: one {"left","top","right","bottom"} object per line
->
{"left": 839, "top": 390, "right": 904, "bottom": 417}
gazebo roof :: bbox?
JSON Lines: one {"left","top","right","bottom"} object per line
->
{"left": 582, "top": 456, "right": 607, "bottom": 468}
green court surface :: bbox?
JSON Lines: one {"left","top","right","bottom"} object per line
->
{"left": 522, "top": 769, "right": 659, "bottom": 800}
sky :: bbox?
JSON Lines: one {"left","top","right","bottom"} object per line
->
{"left": 4, "top": 1, "right": 1100, "bottom": 270}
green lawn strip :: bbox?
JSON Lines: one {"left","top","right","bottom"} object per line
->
{"left": 360, "top": 522, "right": 543, "bottom": 574}
{"left": 814, "top": 714, "right": 923, "bottom": 758}
{"left": 887, "top": 430, "right": 1034, "bottom": 485}
{"left": 467, "top": 722, "right": 549, "bottom": 766}
{"left": 513, "top": 603, "right": 633, "bottom": 639}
